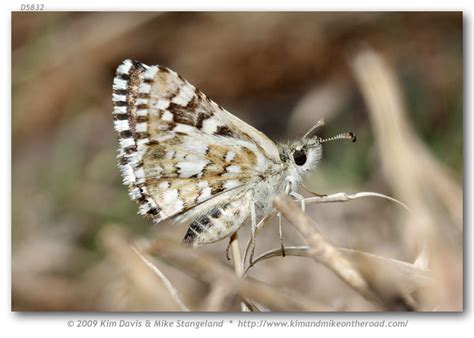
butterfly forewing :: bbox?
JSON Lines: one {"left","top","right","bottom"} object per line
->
{"left": 112, "top": 59, "right": 282, "bottom": 245}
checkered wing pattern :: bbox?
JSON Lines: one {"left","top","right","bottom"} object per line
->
{"left": 112, "top": 60, "right": 281, "bottom": 245}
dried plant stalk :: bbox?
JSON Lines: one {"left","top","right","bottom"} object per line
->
{"left": 303, "top": 191, "right": 412, "bottom": 213}
{"left": 351, "top": 49, "right": 462, "bottom": 310}
{"left": 228, "top": 234, "right": 250, "bottom": 311}
{"left": 203, "top": 282, "right": 233, "bottom": 311}
{"left": 273, "top": 194, "right": 383, "bottom": 306}
{"left": 100, "top": 226, "right": 188, "bottom": 311}
{"left": 131, "top": 246, "right": 189, "bottom": 311}
{"left": 229, "top": 234, "right": 243, "bottom": 276}
{"left": 245, "top": 245, "right": 433, "bottom": 310}
{"left": 142, "top": 238, "right": 330, "bottom": 311}
{"left": 351, "top": 49, "right": 462, "bottom": 236}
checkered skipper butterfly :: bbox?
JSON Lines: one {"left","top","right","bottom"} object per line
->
{"left": 112, "top": 60, "right": 355, "bottom": 247}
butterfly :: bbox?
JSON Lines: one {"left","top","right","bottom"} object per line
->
{"left": 112, "top": 59, "right": 355, "bottom": 247}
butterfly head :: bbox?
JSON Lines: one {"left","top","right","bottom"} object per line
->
{"left": 283, "top": 119, "right": 356, "bottom": 178}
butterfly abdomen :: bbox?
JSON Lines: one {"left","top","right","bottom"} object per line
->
{"left": 182, "top": 191, "right": 252, "bottom": 247}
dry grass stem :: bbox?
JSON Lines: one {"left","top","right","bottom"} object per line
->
{"left": 245, "top": 245, "right": 432, "bottom": 309}
{"left": 230, "top": 234, "right": 243, "bottom": 277}
{"left": 131, "top": 246, "right": 189, "bottom": 311}
{"left": 303, "top": 191, "right": 412, "bottom": 214}
{"left": 352, "top": 50, "right": 462, "bottom": 232}
{"left": 143, "top": 238, "right": 330, "bottom": 311}
{"left": 100, "top": 226, "right": 187, "bottom": 311}
{"left": 273, "top": 194, "right": 383, "bottom": 307}
{"left": 351, "top": 49, "right": 462, "bottom": 309}
{"left": 245, "top": 246, "right": 429, "bottom": 279}
{"left": 203, "top": 282, "right": 233, "bottom": 312}
{"left": 228, "top": 234, "right": 250, "bottom": 311}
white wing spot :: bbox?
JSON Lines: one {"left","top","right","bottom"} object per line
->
{"left": 112, "top": 94, "right": 126, "bottom": 102}
{"left": 157, "top": 99, "right": 170, "bottom": 110}
{"left": 162, "top": 189, "right": 184, "bottom": 213}
{"left": 120, "top": 138, "right": 135, "bottom": 148}
{"left": 135, "top": 167, "right": 145, "bottom": 182}
{"left": 136, "top": 98, "right": 149, "bottom": 105}
{"left": 136, "top": 109, "right": 148, "bottom": 116}
{"left": 113, "top": 78, "right": 128, "bottom": 90}
{"left": 129, "top": 187, "right": 141, "bottom": 200}
{"left": 113, "top": 106, "right": 127, "bottom": 115}
{"left": 162, "top": 110, "right": 174, "bottom": 121}
{"left": 171, "top": 83, "right": 195, "bottom": 106}
{"left": 136, "top": 138, "right": 149, "bottom": 146}
{"left": 119, "top": 164, "right": 135, "bottom": 184}
{"left": 143, "top": 66, "right": 158, "bottom": 80}
{"left": 226, "top": 165, "right": 241, "bottom": 173}
{"left": 197, "top": 187, "right": 212, "bottom": 203}
{"left": 139, "top": 83, "right": 151, "bottom": 93}
{"left": 202, "top": 117, "right": 220, "bottom": 134}
{"left": 223, "top": 180, "right": 240, "bottom": 190}
{"left": 225, "top": 150, "right": 236, "bottom": 162}
{"left": 117, "top": 60, "right": 132, "bottom": 75}
{"left": 176, "top": 160, "right": 208, "bottom": 178}
{"left": 174, "top": 124, "right": 195, "bottom": 134}
{"left": 114, "top": 120, "right": 130, "bottom": 132}
{"left": 182, "top": 137, "right": 208, "bottom": 155}
{"left": 135, "top": 122, "right": 147, "bottom": 133}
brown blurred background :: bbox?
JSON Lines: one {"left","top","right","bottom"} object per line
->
{"left": 12, "top": 12, "right": 462, "bottom": 311}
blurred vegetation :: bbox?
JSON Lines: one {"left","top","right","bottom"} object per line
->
{"left": 12, "top": 12, "right": 462, "bottom": 311}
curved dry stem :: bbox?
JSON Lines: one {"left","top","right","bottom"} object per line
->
{"left": 243, "top": 246, "right": 309, "bottom": 276}
{"left": 303, "top": 191, "right": 413, "bottom": 214}
{"left": 244, "top": 244, "right": 432, "bottom": 310}
{"left": 242, "top": 191, "right": 410, "bottom": 269}
{"left": 244, "top": 246, "right": 431, "bottom": 282}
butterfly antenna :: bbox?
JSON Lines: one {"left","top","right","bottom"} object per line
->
{"left": 319, "top": 132, "right": 356, "bottom": 143}
{"left": 303, "top": 118, "right": 325, "bottom": 139}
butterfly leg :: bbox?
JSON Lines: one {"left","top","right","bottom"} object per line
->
{"left": 248, "top": 201, "right": 257, "bottom": 267}
{"left": 276, "top": 178, "right": 300, "bottom": 258}
{"left": 277, "top": 212, "right": 286, "bottom": 257}
{"left": 243, "top": 212, "right": 275, "bottom": 265}
{"left": 285, "top": 177, "right": 308, "bottom": 212}
{"left": 225, "top": 232, "right": 238, "bottom": 261}
{"left": 289, "top": 191, "right": 306, "bottom": 213}
{"left": 301, "top": 184, "right": 328, "bottom": 198}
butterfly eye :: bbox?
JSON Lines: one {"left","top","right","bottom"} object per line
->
{"left": 293, "top": 149, "right": 307, "bottom": 166}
